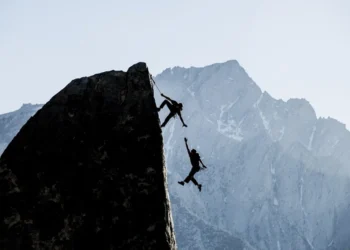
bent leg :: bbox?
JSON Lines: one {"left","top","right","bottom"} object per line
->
{"left": 159, "top": 100, "right": 172, "bottom": 110}
{"left": 191, "top": 177, "right": 199, "bottom": 186}
{"left": 184, "top": 168, "right": 197, "bottom": 183}
{"left": 184, "top": 174, "right": 192, "bottom": 183}
{"left": 161, "top": 112, "right": 175, "bottom": 127}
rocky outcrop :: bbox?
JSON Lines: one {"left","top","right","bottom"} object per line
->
{"left": 0, "top": 62, "right": 177, "bottom": 249}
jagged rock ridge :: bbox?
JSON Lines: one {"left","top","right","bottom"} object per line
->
{"left": 0, "top": 62, "right": 177, "bottom": 249}
{"left": 155, "top": 59, "right": 350, "bottom": 250}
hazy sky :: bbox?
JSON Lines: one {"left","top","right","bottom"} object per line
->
{"left": 1, "top": 0, "right": 350, "bottom": 127}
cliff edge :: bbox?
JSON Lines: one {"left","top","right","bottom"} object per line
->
{"left": 0, "top": 62, "right": 177, "bottom": 249}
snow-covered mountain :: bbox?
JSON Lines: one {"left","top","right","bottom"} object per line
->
{"left": 154, "top": 60, "right": 350, "bottom": 250}
{"left": 1, "top": 60, "right": 350, "bottom": 249}
{"left": 0, "top": 104, "right": 43, "bottom": 155}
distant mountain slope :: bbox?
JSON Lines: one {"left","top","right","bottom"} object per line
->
{"left": 0, "top": 104, "right": 43, "bottom": 155}
{"left": 154, "top": 60, "right": 350, "bottom": 250}
{"left": 170, "top": 193, "right": 254, "bottom": 250}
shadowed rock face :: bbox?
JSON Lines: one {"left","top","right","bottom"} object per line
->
{"left": 0, "top": 62, "right": 177, "bottom": 250}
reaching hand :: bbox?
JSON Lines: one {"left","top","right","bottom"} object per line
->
{"left": 161, "top": 93, "right": 165, "bottom": 97}
{"left": 184, "top": 137, "right": 187, "bottom": 142}
{"left": 183, "top": 124, "right": 187, "bottom": 127}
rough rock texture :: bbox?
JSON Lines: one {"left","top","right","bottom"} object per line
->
{"left": 0, "top": 62, "right": 177, "bottom": 250}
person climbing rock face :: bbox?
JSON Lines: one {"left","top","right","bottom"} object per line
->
{"left": 178, "top": 137, "right": 207, "bottom": 192}
{"left": 157, "top": 93, "right": 187, "bottom": 128}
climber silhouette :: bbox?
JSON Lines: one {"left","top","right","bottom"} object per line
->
{"left": 157, "top": 93, "right": 187, "bottom": 128}
{"left": 178, "top": 137, "right": 207, "bottom": 191}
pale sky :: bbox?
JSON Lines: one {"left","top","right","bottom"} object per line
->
{"left": 1, "top": 0, "right": 350, "bottom": 127}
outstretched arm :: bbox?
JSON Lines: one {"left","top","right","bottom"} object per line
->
{"left": 184, "top": 138, "right": 190, "bottom": 156}
{"left": 178, "top": 112, "right": 187, "bottom": 127}
{"left": 161, "top": 93, "right": 173, "bottom": 102}
{"left": 199, "top": 159, "right": 207, "bottom": 168}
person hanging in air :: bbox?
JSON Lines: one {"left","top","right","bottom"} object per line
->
{"left": 178, "top": 137, "right": 207, "bottom": 192}
{"left": 157, "top": 93, "right": 187, "bottom": 128}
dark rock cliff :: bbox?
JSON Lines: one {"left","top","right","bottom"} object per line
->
{"left": 0, "top": 62, "right": 177, "bottom": 249}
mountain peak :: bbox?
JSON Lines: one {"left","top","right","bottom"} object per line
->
{"left": 286, "top": 97, "right": 317, "bottom": 120}
{"left": 155, "top": 59, "right": 256, "bottom": 91}
{"left": 213, "top": 59, "right": 239, "bottom": 67}
{"left": 157, "top": 59, "right": 241, "bottom": 76}
{"left": 19, "top": 103, "right": 43, "bottom": 110}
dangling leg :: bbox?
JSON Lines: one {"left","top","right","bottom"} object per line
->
{"left": 191, "top": 177, "right": 199, "bottom": 186}
{"left": 191, "top": 177, "right": 202, "bottom": 191}
{"left": 183, "top": 168, "right": 196, "bottom": 183}
{"left": 179, "top": 168, "right": 200, "bottom": 188}
{"left": 178, "top": 176, "right": 190, "bottom": 186}
{"left": 184, "top": 173, "right": 193, "bottom": 183}
{"left": 161, "top": 112, "right": 175, "bottom": 127}
{"left": 158, "top": 100, "right": 172, "bottom": 112}
{"left": 179, "top": 169, "right": 193, "bottom": 186}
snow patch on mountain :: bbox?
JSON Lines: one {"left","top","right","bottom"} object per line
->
{"left": 254, "top": 93, "right": 270, "bottom": 134}
{"left": 155, "top": 59, "right": 350, "bottom": 250}
{"left": 307, "top": 125, "right": 316, "bottom": 150}
{"left": 217, "top": 97, "right": 243, "bottom": 141}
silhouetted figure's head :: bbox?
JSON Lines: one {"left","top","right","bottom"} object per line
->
{"left": 177, "top": 103, "right": 183, "bottom": 111}
{"left": 191, "top": 149, "right": 197, "bottom": 154}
